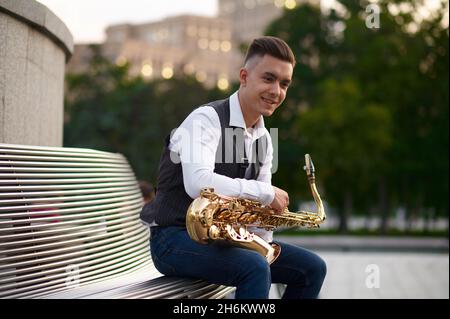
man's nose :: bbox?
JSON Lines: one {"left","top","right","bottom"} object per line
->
{"left": 269, "top": 82, "right": 281, "bottom": 97}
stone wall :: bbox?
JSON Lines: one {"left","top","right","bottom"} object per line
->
{"left": 0, "top": 0, "right": 73, "bottom": 146}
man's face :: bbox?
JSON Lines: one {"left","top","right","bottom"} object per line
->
{"left": 240, "top": 54, "right": 293, "bottom": 117}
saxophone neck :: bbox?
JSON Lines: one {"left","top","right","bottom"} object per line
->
{"left": 304, "top": 154, "right": 326, "bottom": 222}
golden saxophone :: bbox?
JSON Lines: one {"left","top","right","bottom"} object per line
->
{"left": 186, "top": 154, "right": 326, "bottom": 264}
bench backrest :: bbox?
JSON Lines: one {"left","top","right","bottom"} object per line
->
{"left": 0, "top": 143, "right": 152, "bottom": 298}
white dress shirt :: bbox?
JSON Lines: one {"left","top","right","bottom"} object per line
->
{"left": 169, "top": 91, "right": 275, "bottom": 242}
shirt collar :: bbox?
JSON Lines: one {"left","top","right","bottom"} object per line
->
{"left": 229, "top": 91, "right": 266, "bottom": 139}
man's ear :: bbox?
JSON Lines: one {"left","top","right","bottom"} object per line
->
{"left": 239, "top": 68, "right": 248, "bottom": 87}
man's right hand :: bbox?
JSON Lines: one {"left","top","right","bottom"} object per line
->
{"left": 270, "top": 186, "right": 289, "bottom": 214}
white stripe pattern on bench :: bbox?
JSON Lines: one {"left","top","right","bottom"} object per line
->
{"left": 0, "top": 143, "right": 234, "bottom": 299}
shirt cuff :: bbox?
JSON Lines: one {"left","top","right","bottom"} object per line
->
{"left": 257, "top": 182, "right": 275, "bottom": 206}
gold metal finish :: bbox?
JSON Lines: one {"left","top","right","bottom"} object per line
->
{"left": 186, "top": 154, "right": 326, "bottom": 264}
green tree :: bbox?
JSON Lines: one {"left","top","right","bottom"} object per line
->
{"left": 264, "top": 0, "right": 448, "bottom": 232}
{"left": 298, "top": 78, "right": 392, "bottom": 231}
{"left": 64, "top": 45, "right": 230, "bottom": 183}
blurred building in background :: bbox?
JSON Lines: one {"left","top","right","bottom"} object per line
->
{"left": 66, "top": 0, "right": 318, "bottom": 89}
{"left": 219, "top": 0, "right": 318, "bottom": 44}
{"left": 68, "top": 15, "right": 238, "bottom": 89}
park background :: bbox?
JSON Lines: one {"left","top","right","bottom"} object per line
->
{"left": 54, "top": 0, "right": 448, "bottom": 237}
{"left": 1, "top": 0, "right": 446, "bottom": 299}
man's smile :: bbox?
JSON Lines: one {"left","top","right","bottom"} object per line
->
{"left": 261, "top": 96, "right": 278, "bottom": 106}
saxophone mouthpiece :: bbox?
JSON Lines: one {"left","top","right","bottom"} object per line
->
{"left": 304, "top": 154, "right": 315, "bottom": 178}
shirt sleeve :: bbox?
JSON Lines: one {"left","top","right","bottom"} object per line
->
{"left": 169, "top": 106, "right": 275, "bottom": 206}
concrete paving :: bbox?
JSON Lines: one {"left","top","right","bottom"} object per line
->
{"left": 270, "top": 236, "right": 449, "bottom": 299}
{"left": 318, "top": 251, "right": 449, "bottom": 299}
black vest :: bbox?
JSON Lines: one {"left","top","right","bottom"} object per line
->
{"left": 140, "top": 98, "right": 268, "bottom": 227}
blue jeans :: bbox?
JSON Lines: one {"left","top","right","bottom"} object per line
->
{"left": 149, "top": 226, "right": 327, "bottom": 299}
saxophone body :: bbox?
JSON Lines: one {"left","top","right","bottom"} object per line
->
{"left": 186, "top": 154, "right": 326, "bottom": 264}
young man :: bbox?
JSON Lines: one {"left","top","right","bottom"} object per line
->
{"left": 141, "top": 36, "right": 326, "bottom": 299}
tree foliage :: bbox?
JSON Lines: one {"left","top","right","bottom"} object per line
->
{"left": 64, "top": 45, "right": 227, "bottom": 182}
{"left": 64, "top": 0, "right": 448, "bottom": 232}
{"left": 264, "top": 0, "right": 448, "bottom": 230}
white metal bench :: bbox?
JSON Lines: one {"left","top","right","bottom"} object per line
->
{"left": 0, "top": 143, "right": 235, "bottom": 299}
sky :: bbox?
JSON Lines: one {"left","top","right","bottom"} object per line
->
{"left": 36, "top": 0, "right": 448, "bottom": 44}
{"left": 36, "top": 0, "right": 218, "bottom": 44}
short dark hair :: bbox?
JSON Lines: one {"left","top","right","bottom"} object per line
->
{"left": 244, "top": 36, "right": 296, "bottom": 67}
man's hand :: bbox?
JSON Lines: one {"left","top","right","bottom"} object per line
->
{"left": 270, "top": 186, "right": 289, "bottom": 215}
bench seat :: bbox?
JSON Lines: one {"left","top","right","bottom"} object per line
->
{"left": 0, "top": 143, "right": 234, "bottom": 299}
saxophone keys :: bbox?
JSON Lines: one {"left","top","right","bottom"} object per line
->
{"left": 238, "top": 213, "right": 251, "bottom": 223}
